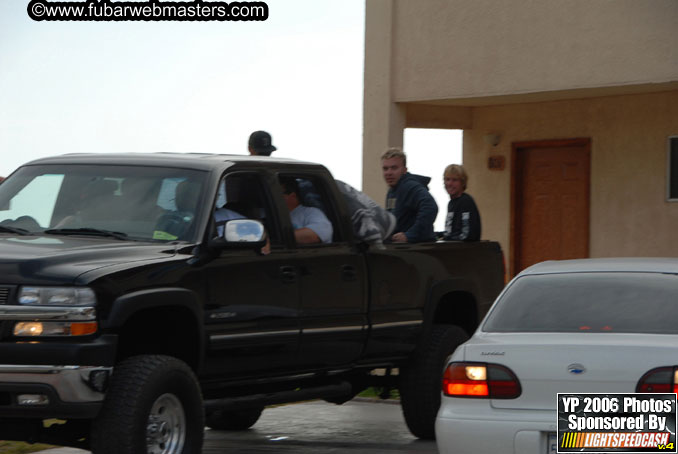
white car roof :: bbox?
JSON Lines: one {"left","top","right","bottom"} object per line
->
{"left": 519, "top": 257, "right": 678, "bottom": 276}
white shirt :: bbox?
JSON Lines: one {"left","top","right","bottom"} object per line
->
{"left": 290, "top": 205, "right": 333, "bottom": 244}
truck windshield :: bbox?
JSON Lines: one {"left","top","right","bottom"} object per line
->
{"left": 0, "top": 164, "right": 208, "bottom": 242}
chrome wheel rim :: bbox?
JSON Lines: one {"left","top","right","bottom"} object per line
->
{"left": 146, "top": 393, "right": 186, "bottom": 454}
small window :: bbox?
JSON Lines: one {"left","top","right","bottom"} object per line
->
{"left": 669, "top": 136, "right": 678, "bottom": 201}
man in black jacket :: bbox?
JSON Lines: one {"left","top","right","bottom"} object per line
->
{"left": 381, "top": 148, "right": 438, "bottom": 243}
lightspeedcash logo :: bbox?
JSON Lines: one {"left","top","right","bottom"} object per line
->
{"left": 558, "top": 393, "right": 677, "bottom": 453}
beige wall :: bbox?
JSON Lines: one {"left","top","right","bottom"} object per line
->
{"left": 392, "top": 0, "right": 678, "bottom": 102}
{"left": 466, "top": 90, "right": 678, "bottom": 259}
{"left": 362, "top": 0, "right": 405, "bottom": 203}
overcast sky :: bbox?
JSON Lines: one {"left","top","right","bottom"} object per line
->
{"left": 0, "top": 0, "right": 460, "bottom": 229}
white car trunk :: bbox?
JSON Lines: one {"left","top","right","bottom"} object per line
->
{"left": 461, "top": 333, "right": 675, "bottom": 411}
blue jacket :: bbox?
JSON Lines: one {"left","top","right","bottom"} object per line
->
{"left": 385, "top": 173, "right": 438, "bottom": 243}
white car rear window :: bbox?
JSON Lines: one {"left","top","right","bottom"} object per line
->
{"left": 483, "top": 272, "right": 678, "bottom": 334}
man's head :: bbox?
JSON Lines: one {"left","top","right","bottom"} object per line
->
{"left": 175, "top": 179, "right": 201, "bottom": 212}
{"left": 248, "top": 130, "right": 277, "bottom": 156}
{"left": 381, "top": 147, "right": 407, "bottom": 188}
{"left": 443, "top": 164, "right": 468, "bottom": 199}
{"left": 280, "top": 177, "right": 300, "bottom": 211}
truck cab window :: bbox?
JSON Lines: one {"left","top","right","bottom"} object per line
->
{"left": 215, "top": 173, "right": 280, "bottom": 244}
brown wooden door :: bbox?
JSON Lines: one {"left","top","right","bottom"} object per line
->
{"left": 512, "top": 139, "right": 590, "bottom": 275}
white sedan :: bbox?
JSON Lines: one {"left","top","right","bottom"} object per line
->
{"left": 435, "top": 258, "right": 678, "bottom": 454}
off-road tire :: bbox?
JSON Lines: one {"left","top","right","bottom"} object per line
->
{"left": 90, "top": 355, "right": 204, "bottom": 454}
{"left": 205, "top": 407, "right": 263, "bottom": 431}
{"left": 399, "top": 325, "right": 468, "bottom": 439}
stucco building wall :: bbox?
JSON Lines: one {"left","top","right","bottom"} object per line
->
{"left": 391, "top": 0, "right": 678, "bottom": 102}
{"left": 466, "top": 90, "right": 678, "bottom": 259}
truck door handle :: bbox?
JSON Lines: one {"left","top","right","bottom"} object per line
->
{"left": 279, "top": 266, "right": 297, "bottom": 284}
{"left": 342, "top": 265, "right": 357, "bottom": 281}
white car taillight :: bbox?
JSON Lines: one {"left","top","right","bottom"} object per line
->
{"left": 442, "top": 362, "right": 522, "bottom": 399}
{"left": 636, "top": 367, "right": 678, "bottom": 394}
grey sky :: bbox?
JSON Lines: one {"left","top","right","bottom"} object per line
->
{"left": 0, "top": 0, "right": 366, "bottom": 186}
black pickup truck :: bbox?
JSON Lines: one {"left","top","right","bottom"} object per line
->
{"left": 0, "top": 153, "right": 504, "bottom": 453}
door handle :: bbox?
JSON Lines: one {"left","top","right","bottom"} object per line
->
{"left": 279, "top": 266, "right": 297, "bottom": 284}
{"left": 342, "top": 265, "right": 357, "bottom": 281}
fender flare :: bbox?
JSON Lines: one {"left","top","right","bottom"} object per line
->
{"left": 102, "top": 287, "right": 205, "bottom": 367}
{"left": 423, "top": 278, "right": 480, "bottom": 333}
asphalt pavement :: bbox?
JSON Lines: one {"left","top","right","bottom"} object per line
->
{"left": 39, "top": 399, "right": 438, "bottom": 454}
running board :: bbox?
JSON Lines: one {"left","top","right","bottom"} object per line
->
{"left": 204, "top": 381, "right": 354, "bottom": 410}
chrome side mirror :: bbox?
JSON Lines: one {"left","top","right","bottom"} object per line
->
{"left": 224, "top": 219, "right": 265, "bottom": 243}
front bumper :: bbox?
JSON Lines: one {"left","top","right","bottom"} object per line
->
{"left": 0, "top": 304, "right": 117, "bottom": 418}
{"left": 0, "top": 364, "right": 112, "bottom": 419}
{"left": 0, "top": 332, "right": 117, "bottom": 419}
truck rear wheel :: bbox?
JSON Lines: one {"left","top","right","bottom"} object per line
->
{"left": 399, "top": 325, "right": 468, "bottom": 440}
{"left": 205, "top": 406, "right": 263, "bottom": 431}
{"left": 91, "top": 355, "right": 204, "bottom": 454}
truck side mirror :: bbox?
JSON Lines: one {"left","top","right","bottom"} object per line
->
{"left": 208, "top": 219, "right": 267, "bottom": 250}
{"left": 224, "top": 219, "right": 265, "bottom": 243}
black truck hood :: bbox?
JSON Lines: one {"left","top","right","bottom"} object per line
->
{"left": 0, "top": 235, "right": 179, "bottom": 285}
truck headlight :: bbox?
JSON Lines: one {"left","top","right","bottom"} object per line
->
{"left": 13, "top": 321, "right": 98, "bottom": 337}
{"left": 18, "top": 287, "right": 96, "bottom": 306}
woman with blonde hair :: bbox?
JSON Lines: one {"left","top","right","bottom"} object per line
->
{"left": 442, "top": 164, "right": 481, "bottom": 241}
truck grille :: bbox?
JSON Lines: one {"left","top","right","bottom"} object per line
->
{"left": 0, "top": 287, "right": 10, "bottom": 304}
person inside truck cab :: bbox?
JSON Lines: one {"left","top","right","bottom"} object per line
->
{"left": 153, "top": 179, "right": 202, "bottom": 239}
{"left": 214, "top": 206, "right": 245, "bottom": 236}
{"left": 381, "top": 147, "right": 438, "bottom": 243}
{"left": 280, "top": 177, "right": 333, "bottom": 244}
{"left": 54, "top": 178, "right": 119, "bottom": 228}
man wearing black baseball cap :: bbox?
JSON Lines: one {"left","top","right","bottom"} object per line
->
{"left": 248, "top": 130, "right": 277, "bottom": 156}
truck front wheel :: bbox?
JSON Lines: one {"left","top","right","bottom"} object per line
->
{"left": 91, "top": 355, "right": 204, "bottom": 454}
{"left": 399, "top": 324, "right": 468, "bottom": 440}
